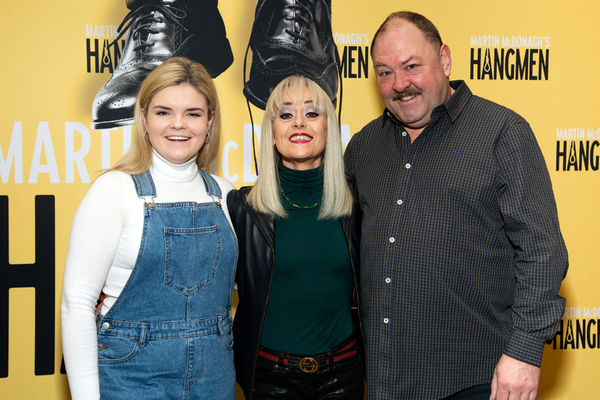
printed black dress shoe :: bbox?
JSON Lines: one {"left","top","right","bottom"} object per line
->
{"left": 243, "top": 0, "right": 339, "bottom": 110}
{"left": 92, "top": 0, "right": 233, "bottom": 129}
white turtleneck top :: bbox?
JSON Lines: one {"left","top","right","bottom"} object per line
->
{"left": 61, "top": 151, "right": 235, "bottom": 400}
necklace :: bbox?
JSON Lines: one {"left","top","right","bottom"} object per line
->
{"left": 279, "top": 186, "right": 323, "bottom": 209}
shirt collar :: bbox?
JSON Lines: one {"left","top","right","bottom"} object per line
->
{"left": 433, "top": 80, "right": 471, "bottom": 125}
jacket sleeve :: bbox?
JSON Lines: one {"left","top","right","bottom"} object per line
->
{"left": 226, "top": 189, "right": 246, "bottom": 286}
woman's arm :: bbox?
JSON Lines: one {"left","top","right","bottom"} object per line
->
{"left": 61, "top": 172, "right": 134, "bottom": 400}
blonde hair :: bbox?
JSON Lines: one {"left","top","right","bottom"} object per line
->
{"left": 110, "top": 57, "right": 221, "bottom": 174}
{"left": 247, "top": 75, "right": 353, "bottom": 219}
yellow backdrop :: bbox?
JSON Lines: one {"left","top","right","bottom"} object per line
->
{"left": 1, "top": 0, "right": 597, "bottom": 398}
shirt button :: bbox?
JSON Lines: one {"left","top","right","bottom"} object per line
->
{"left": 389, "top": 237, "right": 395, "bottom": 243}
{"left": 402, "top": 131, "right": 407, "bottom": 136}
{"left": 102, "top": 322, "right": 110, "bottom": 330}
{"left": 385, "top": 278, "right": 391, "bottom": 283}
{"left": 397, "top": 199, "right": 403, "bottom": 205}
{"left": 383, "top": 318, "right": 389, "bottom": 324}
{"left": 405, "top": 163, "right": 411, "bottom": 169}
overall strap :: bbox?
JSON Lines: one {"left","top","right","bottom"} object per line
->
{"left": 131, "top": 170, "right": 157, "bottom": 209}
{"left": 198, "top": 169, "right": 222, "bottom": 197}
{"left": 131, "top": 169, "right": 221, "bottom": 208}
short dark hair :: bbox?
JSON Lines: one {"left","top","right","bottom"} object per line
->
{"left": 372, "top": 11, "right": 443, "bottom": 57}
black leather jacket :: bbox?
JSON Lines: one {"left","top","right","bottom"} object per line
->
{"left": 227, "top": 186, "right": 365, "bottom": 399}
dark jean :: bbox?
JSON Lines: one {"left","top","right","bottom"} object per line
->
{"left": 252, "top": 341, "right": 364, "bottom": 399}
{"left": 443, "top": 384, "right": 491, "bottom": 400}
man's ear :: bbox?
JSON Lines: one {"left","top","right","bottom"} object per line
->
{"left": 440, "top": 44, "right": 452, "bottom": 78}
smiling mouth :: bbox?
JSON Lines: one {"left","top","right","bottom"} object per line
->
{"left": 290, "top": 134, "right": 313, "bottom": 142}
{"left": 166, "top": 136, "right": 191, "bottom": 141}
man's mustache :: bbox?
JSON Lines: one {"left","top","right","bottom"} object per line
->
{"left": 392, "top": 88, "right": 422, "bottom": 100}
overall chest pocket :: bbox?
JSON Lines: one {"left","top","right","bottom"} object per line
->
{"left": 164, "top": 225, "right": 221, "bottom": 294}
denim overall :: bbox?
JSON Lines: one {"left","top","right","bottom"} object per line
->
{"left": 97, "top": 169, "right": 237, "bottom": 400}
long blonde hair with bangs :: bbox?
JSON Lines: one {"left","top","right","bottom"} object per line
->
{"left": 109, "top": 57, "right": 221, "bottom": 174}
{"left": 247, "top": 75, "right": 353, "bottom": 219}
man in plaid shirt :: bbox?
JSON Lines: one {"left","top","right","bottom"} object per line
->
{"left": 345, "top": 11, "right": 568, "bottom": 400}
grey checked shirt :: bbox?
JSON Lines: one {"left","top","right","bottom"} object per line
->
{"left": 344, "top": 81, "right": 568, "bottom": 400}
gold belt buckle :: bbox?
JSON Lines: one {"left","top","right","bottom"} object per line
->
{"left": 298, "top": 357, "right": 318, "bottom": 373}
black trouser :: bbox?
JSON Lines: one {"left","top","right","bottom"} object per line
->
{"left": 252, "top": 336, "right": 364, "bottom": 400}
{"left": 443, "top": 384, "right": 491, "bottom": 400}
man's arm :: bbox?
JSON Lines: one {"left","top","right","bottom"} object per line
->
{"left": 343, "top": 134, "right": 356, "bottom": 182}
{"left": 497, "top": 120, "right": 568, "bottom": 359}
{"left": 492, "top": 119, "right": 568, "bottom": 396}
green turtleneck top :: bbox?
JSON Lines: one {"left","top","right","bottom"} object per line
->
{"left": 259, "top": 164, "right": 354, "bottom": 355}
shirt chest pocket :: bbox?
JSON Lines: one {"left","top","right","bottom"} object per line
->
{"left": 164, "top": 225, "right": 221, "bottom": 294}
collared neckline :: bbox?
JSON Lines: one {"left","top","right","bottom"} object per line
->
{"left": 432, "top": 80, "right": 471, "bottom": 125}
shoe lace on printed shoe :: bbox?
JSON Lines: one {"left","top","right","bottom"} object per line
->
{"left": 111, "top": 3, "right": 187, "bottom": 53}
{"left": 282, "top": 2, "right": 314, "bottom": 43}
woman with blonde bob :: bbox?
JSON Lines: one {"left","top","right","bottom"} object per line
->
{"left": 62, "top": 57, "right": 237, "bottom": 400}
{"left": 228, "top": 75, "right": 365, "bottom": 399}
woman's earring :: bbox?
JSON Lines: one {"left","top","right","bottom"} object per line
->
{"left": 144, "top": 130, "right": 149, "bottom": 141}
{"left": 205, "top": 126, "right": 213, "bottom": 144}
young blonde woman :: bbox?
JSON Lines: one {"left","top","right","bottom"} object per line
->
{"left": 62, "top": 57, "right": 237, "bottom": 400}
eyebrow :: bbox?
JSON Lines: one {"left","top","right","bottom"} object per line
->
{"left": 374, "top": 56, "right": 417, "bottom": 69}
{"left": 281, "top": 100, "right": 314, "bottom": 106}
{"left": 152, "top": 105, "right": 205, "bottom": 112}
{"left": 400, "top": 56, "right": 417, "bottom": 66}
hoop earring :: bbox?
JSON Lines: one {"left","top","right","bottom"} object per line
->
{"left": 144, "top": 130, "right": 149, "bottom": 141}
{"left": 205, "top": 134, "right": 211, "bottom": 144}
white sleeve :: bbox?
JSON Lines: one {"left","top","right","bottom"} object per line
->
{"left": 60, "top": 172, "right": 134, "bottom": 400}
